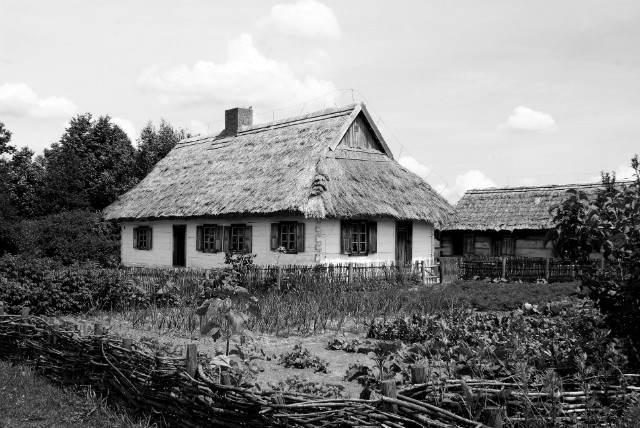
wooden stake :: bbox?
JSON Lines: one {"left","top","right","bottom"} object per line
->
{"left": 481, "top": 406, "right": 504, "bottom": 427}
{"left": 420, "top": 260, "right": 426, "bottom": 285}
{"left": 0, "top": 302, "right": 4, "bottom": 316}
{"left": 501, "top": 257, "right": 507, "bottom": 279}
{"left": 348, "top": 263, "right": 353, "bottom": 285}
{"left": 122, "top": 338, "right": 132, "bottom": 350}
{"left": 545, "top": 258, "right": 550, "bottom": 281}
{"left": 380, "top": 380, "right": 397, "bottom": 413}
{"left": 277, "top": 266, "right": 282, "bottom": 290}
{"left": 94, "top": 323, "right": 104, "bottom": 336}
{"left": 411, "top": 365, "right": 428, "bottom": 384}
{"left": 186, "top": 344, "right": 197, "bottom": 377}
{"left": 21, "top": 307, "right": 30, "bottom": 319}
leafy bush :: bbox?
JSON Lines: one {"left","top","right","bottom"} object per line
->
{"left": 279, "top": 345, "right": 330, "bottom": 373}
{"left": 12, "top": 210, "right": 119, "bottom": 266}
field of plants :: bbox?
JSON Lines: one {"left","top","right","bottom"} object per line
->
{"left": 2, "top": 251, "right": 638, "bottom": 427}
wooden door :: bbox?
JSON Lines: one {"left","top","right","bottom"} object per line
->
{"left": 173, "top": 225, "right": 186, "bottom": 267}
{"left": 395, "top": 222, "right": 413, "bottom": 264}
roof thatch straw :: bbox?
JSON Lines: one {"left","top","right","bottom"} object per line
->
{"left": 446, "top": 182, "right": 609, "bottom": 231}
{"left": 104, "top": 103, "right": 454, "bottom": 226}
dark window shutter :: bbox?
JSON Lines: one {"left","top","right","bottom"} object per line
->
{"left": 244, "top": 226, "right": 252, "bottom": 253}
{"left": 368, "top": 222, "right": 377, "bottom": 254}
{"left": 133, "top": 227, "right": 139, "bottom": 249}
{"left": 222, "top": 226, "right": 229, "bottom": 252}
{"left": 214, "top": 226, "right": 222, "bottom": 253}
{"left": 196, "top": 225, "right": 203, "bottom": 251}
{"left": 463, "top": 234, "right": 474, "bottom": 255}
{"left": 504, "top": 236, "right": 515, "bottom": 256}
{"left": 340, "top": 221, "right": 351, "bottom": 255}
{"left": 296, "top": 222, "right": 305, "bottom": 253}
{"left": 147, "top": 227, "right": 153, "bottom": 250}
{"left": 270, "top": 223, "right": 279, "bottom": 250}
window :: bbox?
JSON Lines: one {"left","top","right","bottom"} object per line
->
{"left": 226, "top": 224, "right": 252, "bottom": 253}
{"left": 340, "top": 220, "right": 377, "bottom": 256}
{"left": 270, "top": 222, "right": 305, "bottom": 253}
{"left": 133, "top": 226, "right": 152, "bottom": 250}
{"left": 196, "top": 224, "right": 221, "bottom": 253}
{"left": 230, "top": 225, "right": 245, "bottom": 252}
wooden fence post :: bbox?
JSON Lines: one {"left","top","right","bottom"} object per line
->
{"left": 0, "top": 302, "right": 4, "bottom": 316}
{"left": 348, "top": 263, "right": 353, "bottom": 285}
{"left": 421, "top": 260, "right": 426, "bottom": 285}
{"left": 205, "top": 269, "right": 210, "bottom": 280}
{"left": 545, "top": 258, "right": 550, "bottom": 282}
{"left": 94, "top": 323, "right": 104, "bottom": 336}
{"left": 481, "top": 406, "right": 504, "bottom": 427}
{"left": 21, "top": 307, "right": 30, "bottom": 319}
{"left": 186, "top": 344, "right": 197, "bottom": 377}
{"left": 411, "top": 365, "right": 428, "bottom": 384}
{"left": 501, "top": 257, "right": 507, "bottom": 279}
{"left": 276, "top": 266, "right": 282, "bottom": 290}
{"left": 122, "top": 338, "right": 132, "bottom": 350}
{"left": 380, "top": 380, "right": 397, "bottom": 413}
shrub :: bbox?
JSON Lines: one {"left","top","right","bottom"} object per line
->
{"left": 13, "top": 210, "right": 120, "bottom": 267}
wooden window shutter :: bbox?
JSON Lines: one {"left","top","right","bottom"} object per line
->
{"left": 196, "top": 225, "right": 203, "bottom": 251}
{"left": 222, "top": 226, "right": 229, "bottom": 252}
{"left": 270, "top": 223, "right": 279, "bottom": 251}
{"left": 504, "top": 236, "right": 516, "bottom": 256}
{"left": 244, "top": 226, "right": 252, "bottom": 253}
{"left": 214, "top": 226, "right": 222, "bottom": 253}
{"left": 147, "top": 227, "right": 153, "bottom": 250}
{"left": 133, "top": 227, "right": 139, "bottom": 249}
{"left": 340, "top": 221, "right": 351, "bottom": 255}
{"left": 463, "top": 234, "right": 474, "bottom": 255}
{"left": 296, "top": 222, "right": 305, "bottom": 253}
{"left": 368, "top": 222, "right": 377, "bottom": 254}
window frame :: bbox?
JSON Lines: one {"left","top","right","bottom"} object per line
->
{"left": 229, "top": 224, "right": 246, "bottom": 253}
{"left": 271, "top": 221, "right": 304, "bottom": 254}
{"left": 134, "top": 226, "right": 152, "bottom": 251}
{"left": 341, "top": 220, "right": 377, "bottom": 256}
{"left": 202, "top": 224, "right": 217, "bottom": 253}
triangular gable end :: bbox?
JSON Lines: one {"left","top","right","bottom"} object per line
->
{"left": 330, "top": 103, "right": 393, "bottom": 159}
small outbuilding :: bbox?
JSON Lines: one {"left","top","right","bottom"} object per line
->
{"left": 439, "top": 183, "right": 604, "bottom": 258}
{"left": 103, "top": 103, "right": 454, "bottom": 268}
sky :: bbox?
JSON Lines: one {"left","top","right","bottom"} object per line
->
{"left": 1, "top": 0, "right": 639, "bottom": 203}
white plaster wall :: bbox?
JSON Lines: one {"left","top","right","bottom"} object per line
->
{"left": 121, "top": 217, "right": 436, "bottom": 267}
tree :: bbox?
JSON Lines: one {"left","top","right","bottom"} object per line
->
{"left": 42, "top": 113, "right": 137, "bottom": 213}
{"left": 0, "top": 122, "right": 15, "bottom": 156}
{"left": 135, "top": 119, "right": 191, "bottom": 179}
{"left": 5, "top": 148, "right": 45, "bottom": 218}
{"left": 547, "top": 155, "right": 640, "bottom": 365}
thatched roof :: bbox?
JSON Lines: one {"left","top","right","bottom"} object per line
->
{"left": 104, "top": 103, "right": 454, "bottom": 226}
{"left": 446, "top": 182, "right": 608, "bottom": 231}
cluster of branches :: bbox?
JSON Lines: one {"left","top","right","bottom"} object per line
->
{"left": 0, "top": 117, "right": 193, "bottom": 264}
{"left": 546, "top": 155, "right": 640, "bottom": 366}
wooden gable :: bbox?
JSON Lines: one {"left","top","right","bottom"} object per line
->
{"left": 337, "top": 114, "right": 384, "bottom": 152}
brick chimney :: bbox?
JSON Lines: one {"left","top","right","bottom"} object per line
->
{"left": 223, "top": 107, "right": 253, "bottom": 136}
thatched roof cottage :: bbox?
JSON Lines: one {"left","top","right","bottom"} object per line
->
{"left": 439, "top": 183, "right": 605, "bottom": 258}
{"left": 104, "top": 103, "right": 454, "bottom": 268}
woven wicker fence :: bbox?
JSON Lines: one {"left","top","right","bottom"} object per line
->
{"left": 1, "top": 314, "right": 637, "bottom": 427}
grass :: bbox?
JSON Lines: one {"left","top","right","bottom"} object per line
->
{"left": 0, "top": 361, "right": 154, "bottom": 428}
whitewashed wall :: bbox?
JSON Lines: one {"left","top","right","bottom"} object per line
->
{"left": 121, "top": 217, "right": 435, "bottom": 268}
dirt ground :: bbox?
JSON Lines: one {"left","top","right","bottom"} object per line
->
{"left": 64, "top": 315, "right": 375, "bottom": 399}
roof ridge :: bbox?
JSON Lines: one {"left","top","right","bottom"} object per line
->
{"left": 175, "top": 103, "right": 358, "bottom": 148}
{"left": 465, "top": 181, "right": 635, "bottom": 194}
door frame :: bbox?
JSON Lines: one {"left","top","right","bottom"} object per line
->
{"left": 395, "top": 221, "right": 413, "bottom": 264}
{"left": 172, "top": 225, "right": 187, "bottom": 267}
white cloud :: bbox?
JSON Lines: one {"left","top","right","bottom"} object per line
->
{"left": 137, "top": 33, "right": 336, "bottom": 108}
{"left": 498, "top": 106, "right": 556, "bottom": 133}
{"left": 399, "top": 156, "right": 432, "bottom": 180}
{"left": 260, "top": 0, "right": 341, "bottom": 40}
{"left": 112, "top": 117, "right": 136, "bottom": 142}
{"left": 439, "top": 170, "right": 496, "bottom": 204}
{"left": 0, "top": 83, "right": 77, "bottom": 118}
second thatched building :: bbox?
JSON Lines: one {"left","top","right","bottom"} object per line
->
{"left": 103, "top": 103, "right": 454, "bottom": 268}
